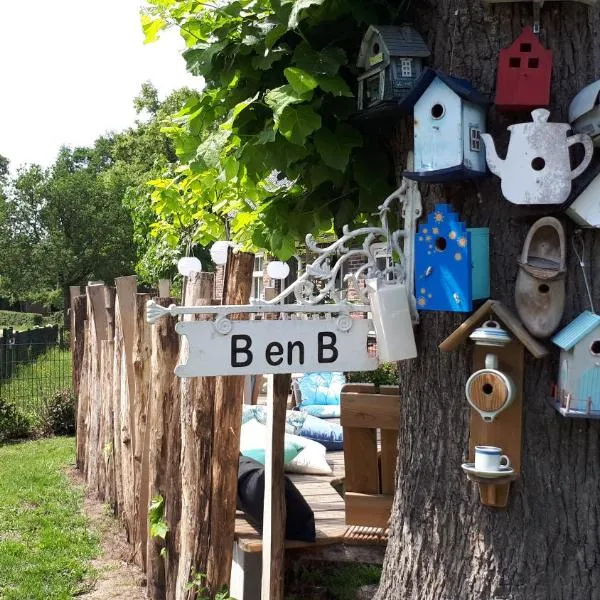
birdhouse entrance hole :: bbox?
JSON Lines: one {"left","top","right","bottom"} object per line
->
{"left": 510, "top": 57, "right": 521, "bottom": 68}
{"left": 431, "top": 103, "right": 445, "bottom": 119}
{"left": 435, "top": 237, "right": 447, "bottom": 251}
{"left": 482, "top": 382, "right": 494, "bottom": 395}
{"left": 520, "top": 43, "right": 532, "bottom": 52}
{"left": 538, "top": 283, "right": 550, "bottom": 294}
{"left": 531, "top": 157, "right": 546, "bottom": 171}
{"left": 590, "top": 340, "right": 600, "bottom": 355}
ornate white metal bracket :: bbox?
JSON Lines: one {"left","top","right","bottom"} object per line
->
{"left": 147, "top": 172, "right": 422, "bottom": 325}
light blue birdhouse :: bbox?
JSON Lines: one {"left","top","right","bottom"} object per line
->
{"left": 403, "top": 68, "right": 489, "bottom": 183}
{"left": 414, "top": 204, "right": 490, "bottom": 312}
{"left": 551, "top": 311, "right": 600, "bottom": 418}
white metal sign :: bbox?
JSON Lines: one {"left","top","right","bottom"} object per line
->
{"left": 175, "top": 318, "right": 376, "bottom": 377}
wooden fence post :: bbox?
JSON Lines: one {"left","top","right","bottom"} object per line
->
{"left": 146, "top": 296, "right": 180, "bottom": 600}
{"left": 175, "top": 273, "right": 215, "bottom": 600}
{"left": 86, "top": 283, "right": 108, "bottom": 493}
{"left": 112, "top": 295, "right": 125, "bottom": 518}
{"left": 73, "top": 295, "right": 88, "bottom": 470}
{"left": 115, "top": 276, "right": 137, "bottom": 541}
{"left": 207, "top": 251, "right": 254, "bottom": 595}
{"left": 133, "top": 293, "right": 152, "bottom": 569}
{"left": 262, "top": 373, "right": 291, "bottom": 600}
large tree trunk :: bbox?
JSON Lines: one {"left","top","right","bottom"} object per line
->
{"left": 376, "top": 3, "right": 600, "bottom": 599}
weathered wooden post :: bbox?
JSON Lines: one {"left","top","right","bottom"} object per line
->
{"left": 176, "top": 272, "right": 215, "bottom": 600}
{"left": 146, "top": 296, "right": 180, "bottom": 599}
{"left": 207, "top": 250, "right": 254, "bottom": 595}
{"left": 133, "top": 292, "right": 152, "bottom": 569}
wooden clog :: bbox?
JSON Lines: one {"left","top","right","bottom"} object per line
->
{"left": 515, "top": 217, "right": 566, "bottom": 339}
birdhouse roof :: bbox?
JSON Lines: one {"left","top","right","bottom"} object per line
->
{"left": 552, "top": 311, "right": 600, "bottom": 350}
{"left": 439, "top": 299, "right": 548, "bottom": 359}
{"left": 357, "top": 25, "right": 430, "bottom": 66}
{"left": 402, "top": 68, "right": 489, "bottom": 109}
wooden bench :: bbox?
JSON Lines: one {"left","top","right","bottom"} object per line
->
{"left": 231, "top": 450, "right": 388, "bottom": 599}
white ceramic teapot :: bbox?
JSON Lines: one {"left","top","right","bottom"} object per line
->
{"left": 482, "top": 109, "right": 593, "bottom": 205}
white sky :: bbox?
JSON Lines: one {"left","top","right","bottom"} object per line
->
{"left": 0, "top": 0, "right": 200, "bottom": 170}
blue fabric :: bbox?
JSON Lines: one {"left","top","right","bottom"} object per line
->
{"left": 297, "top": 414, "right": 343, "bottom": 450}
{"left": 298, "top": 372, "right": 345, "bottom": 407}
{"left": 299, "top": 404, "right": 341, "bottom": 419}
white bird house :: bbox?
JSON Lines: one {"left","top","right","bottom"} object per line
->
{"left": 402, "top": 68, "right": 488, "bottom": 183}
{"left": 551, "top": 311, "right": 600, "bottom": 418}
{"left": 569, "top": 80, "right": 600, "bottom": 147}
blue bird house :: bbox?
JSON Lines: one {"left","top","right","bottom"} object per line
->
{"left": 403, "top": 68, "right": 489, "bottom": 183}
{"left": 414, "top": 204, "right": 490, "bottom": 312}
{"left": 551, "top": 311, "right": 600, "bottom": 418}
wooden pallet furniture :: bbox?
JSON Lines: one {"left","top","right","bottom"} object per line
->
{"left": 231, "top": 450, "right": 388, "bottom": 600}
{"left": 341, "top": 384, "right": 400, "bottom": 528}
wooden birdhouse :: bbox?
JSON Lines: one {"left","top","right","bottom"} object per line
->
{"left": 440, "top": 300, "right": 549, "bottom": 507}
{"left": 569, "top": 80, "right": 600, "bottom": 147}
{"left": 402, "top": 69, "right": 489, "bottom": 183}
{"left": 551, "top": 311, "right": 600, "bottom": 418}
{"left": 495, "top": 27, "right": 552, "bottom": 111}
{"left": 356, "top": 25, "right": 430, "bottom": 113}
{"left": 414, "top": 204, "right": 490, "bottom": 313}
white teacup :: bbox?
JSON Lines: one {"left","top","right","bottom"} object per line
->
{"left": 474, "top": 446, "right": 511, "bottom": 472}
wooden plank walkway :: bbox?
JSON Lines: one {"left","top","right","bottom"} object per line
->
{"left": 234, "top": 450, "right": 388, "bottom": 553}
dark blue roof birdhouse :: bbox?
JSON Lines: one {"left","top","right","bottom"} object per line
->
{"left": 402, "top": 69, "right": 489, "bottom": 183}
{"left": 414, "top": 204, "right": 490, "bottom": 312}
{"left": 356, "top": 25, "right": 430, "bottom": 118}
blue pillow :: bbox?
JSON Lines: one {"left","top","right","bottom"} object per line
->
{"left": 299, "top": 404, "right": 341, "bottom": 419}
{"left": 297, "top": 414, "right": 343, "bottom": 450}
{"left": 298, "top": 372, "right": 345, "bottom": 406}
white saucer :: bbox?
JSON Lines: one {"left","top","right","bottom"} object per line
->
{"left": 461, "top": 463, "right": 514, "bottom": 479}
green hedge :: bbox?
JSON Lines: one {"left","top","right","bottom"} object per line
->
{"left": 0, "top": 310, "right": 62, "bottom": 331}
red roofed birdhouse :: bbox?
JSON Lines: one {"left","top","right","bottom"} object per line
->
{"left": 495, "top": 27, "right": 552, "bottom": 111}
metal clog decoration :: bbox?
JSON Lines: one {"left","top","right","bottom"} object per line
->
{"left": 482, "top": 109, "right": 593, "bottom": 205}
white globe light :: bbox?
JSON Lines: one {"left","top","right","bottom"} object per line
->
{"left": 267, "top": 261, "right": 290, "bottom": 280}
{"left": 210, "top": 240, "right": 233, "bottom": 266}
{"left": 177, "top": 256, "right": 202, "bottom": 276}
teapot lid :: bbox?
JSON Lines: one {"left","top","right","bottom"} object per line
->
{"left": 469, "top": 320, "right": 512, "bottom": 348}
{"left": 508, "top": 108, "right": 569, "bottom": 131}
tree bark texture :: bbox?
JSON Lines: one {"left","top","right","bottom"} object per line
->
{"left": 72, "top": 295, "right": 87, "bottom": 401}
{"left": 207, "top": 251, "right": 255, "bottom": 595}
{"left": 147, "top": 296, "right": 180, "bottom": 600}
{"left": 375, "top": 4, "right": 600, "bottom": 600}
{"left": 176, "top": 273, "right": 216, "bottom": 600}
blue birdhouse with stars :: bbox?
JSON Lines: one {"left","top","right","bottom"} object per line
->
{"left": 414, "top": 204, "right": 490, "bottom": 312}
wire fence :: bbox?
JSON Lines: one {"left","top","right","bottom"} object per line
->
{"left": 0, "top": 326, "right": 72, "bottom": 416}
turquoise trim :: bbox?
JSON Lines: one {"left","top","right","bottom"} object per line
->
{"left": 552, "top": 311, "right": 600, "bottom": 351}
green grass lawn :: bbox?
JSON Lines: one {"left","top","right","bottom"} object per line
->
{"left": 0, "top": 437, "right": 99, "bottom": 599}
{"left": 1, "top": 348, "right": 72, "bottom": 417}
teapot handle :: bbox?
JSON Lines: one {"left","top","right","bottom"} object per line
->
{"left": 568, "top": 133, "right": 594, "bottom": 180}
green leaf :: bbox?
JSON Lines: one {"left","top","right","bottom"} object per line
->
{"left": 288, "top": 0, "right": 326, "bottom": 28}
{"left": 316, "top": 75, "right": 353, "bottom": 97}
{"left": 265, "top": 85, "right": 311, "bottom": 119}
{"left": 150, "top": 520, "right": 169, "bottom": 540}
{"left": 313, "top": 125, "right": 362, "bottom": 172}
{"left": 278, "top": 105, "right": 321, "bottom": 146}
{"left": 284, "top": 67, "right": 318, "bottom": 95}
{"left": 308, "top": 163, "right": 345, "bottom": 189}
{"left": 252, "top": 47, "right": 289, "bottom": 70}
{"left": 141, "top": 14, "right": 167, "bottom": 44}
{"left": 292, "top": 42, "right": 347, "bottom": 76}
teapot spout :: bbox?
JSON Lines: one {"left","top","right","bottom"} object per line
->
{"left": 481, "top": 133, "right": 504, "bottom": 177}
